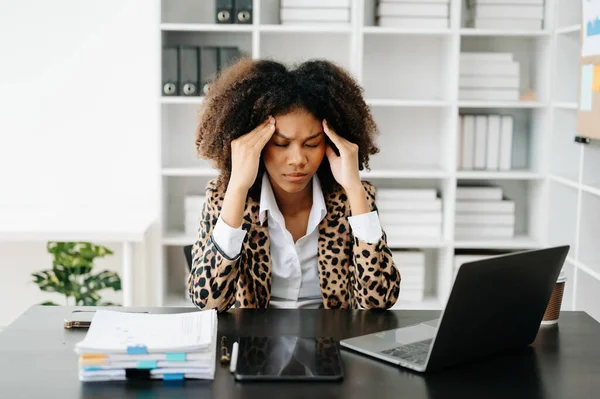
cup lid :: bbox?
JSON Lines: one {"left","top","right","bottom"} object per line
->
{"left": 557, "top": 269, "right": 567, "bottom": 283}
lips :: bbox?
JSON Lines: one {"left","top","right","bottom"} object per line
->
{"left": 284, "top": 173, "right": 308, "bottom": 182}
{"left": 286, "top": 173, "right": 307, "bottom": 177}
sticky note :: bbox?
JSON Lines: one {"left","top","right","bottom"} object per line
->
{"left": 580, "top": 65, "right": 594, "bottom": 111}
{"left": 593, "top": 65, "right": 600, "bottom": 92}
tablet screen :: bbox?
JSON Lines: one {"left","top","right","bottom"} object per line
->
{"left": 234, "top": 336, "right": 344, "bottom": 381}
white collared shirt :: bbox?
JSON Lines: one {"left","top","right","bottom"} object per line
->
{"left": 212, "top": 173, "right": 383, "bottom": 308}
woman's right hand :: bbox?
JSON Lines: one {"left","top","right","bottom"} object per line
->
{"left": 229, "top": 116, "right": 276, "bottom": 192}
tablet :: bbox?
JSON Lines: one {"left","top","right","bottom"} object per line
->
{"left": 233, "top": 336, "right": 344, "bottom": 381}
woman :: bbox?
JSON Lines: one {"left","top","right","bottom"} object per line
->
{"left": 188, "top": 58, "right": 400, "bottom": 312}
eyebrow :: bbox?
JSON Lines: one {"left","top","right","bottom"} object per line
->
{"left": 274, "top": 131, "right": 323, "bottom": 141}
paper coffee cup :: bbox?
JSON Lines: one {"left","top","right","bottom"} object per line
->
{"left": 541, "top": 271, "right": 567, "bottom": 325}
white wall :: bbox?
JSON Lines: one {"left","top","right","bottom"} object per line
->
{"left": 0, "top": 0, "right": 160, "bottom": 326}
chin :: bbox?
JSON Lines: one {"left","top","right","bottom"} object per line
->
{"left": 272, "top": 173, "right": 314, "bottom": 193}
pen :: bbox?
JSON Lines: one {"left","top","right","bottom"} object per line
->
{"left": 230, "top": 341, "right": 238, "bottom": 374}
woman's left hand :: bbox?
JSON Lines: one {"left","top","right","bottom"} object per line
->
{"left": 323, "top": 119, "right": 362, "bottom": 192}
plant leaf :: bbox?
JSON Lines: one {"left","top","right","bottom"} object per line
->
{"left": 31, "top": 271, "right": 68, "bottom": 294}
{"left": 84, "top": 270, "right": 122, "bottom": 292}
{"left": 40, "top": 301, "right": 59, "bottom": 306}
{"left": 99, "top": 301, "right": 121, "bottom": 306}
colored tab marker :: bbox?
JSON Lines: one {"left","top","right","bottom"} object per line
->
{"left": 165, "top": 352, "right": 186, "bottom": 362}
{"left": 163, "top": 373, "right": 184, "bottom": 381}
{"left": 82, "top": 366, "right": 103, "bottom": 371}
{"left": 127, "top": 345, "right": 148, "bottom": 355}
{"left": 137, "top": 360, "right": 158, "bottom": 369}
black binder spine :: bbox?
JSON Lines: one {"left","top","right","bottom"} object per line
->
{"left": 200, "top": 46, "right": 219, "bottom": 95}
{"left": 161, "top": 46, "right": 179, "bottom": 96}
{"left": 179, "top": 46, "right": 200, "bottom": 96}
{"left": 234, "top": 0, "right": 253, "bottom": 24}
{"left": 216, "top": 0, "right": 234, "bottom": 24}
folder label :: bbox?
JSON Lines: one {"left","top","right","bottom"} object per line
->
{"left": 166, "top": 352, "right": 187, "bottom": 362}
{"left": 137, "top": 360, "right": 158, "bottom": 369}
{"left": 127, "top": 345, "right": 148, "bottom": 355}
{"left": 163, "top": 373, "right": 185, "bottom": 381}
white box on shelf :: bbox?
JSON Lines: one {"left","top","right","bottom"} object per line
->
{"left": 455, "top": 225, "right": 514, "bottom": 238}
{"left": 459, "top": 88, "right": 520, "bottom": 101}
{"left": 377, "top": 199, "right": 443, "bottom": 212}
{"left": 380, "top": 212, "right": 443, "bottom": 225}
{"left": 376, "top": 188, "right": 438, "bottom": 201}
{"left": 459, "top": 76, "right": 520, "bottom": 89}
{"left": 471, "top": 0, "right": 543, "bottom": 4}
{"left": 459, "top": 52, "right": 515, "bottom": 63}
{"left": 460, "top": 61, "right": 520, "bottom": 77}
{"left": 455, "top": 200, "right": 515, "bottom": 213}
{"left": 456, "top": 186, "right": 503, "bottom": 200}
{"left": 461, "top": 115, "right": 476, "bottom": 170}
{"left": 281, "top": 0, "right": 350, "bottom": 8}
{"left": 486, "top": 115, "right": 501, "bottom": 170}
{"left": 455, "top": 213, "right": 516, "bottom": 225}
{"left": 473, "top": 5, "right": 544, "bottom": 19}
{"left": 377, "top": 2, "right": 449, "bottom": 17}
{"left": 385, "top": 225, "right": 442, "bottom": 238}
{"left": 377, "top": 17, "right": 448, "bottom": 29}
{"left": 280, "top": 8, "right": 350, "bottom": 22}
{"left": 474, "top": 115, "right": 488, "bottom": 170}
{"left": 499, "top": 116, "right": 514, "bottom": 170}
{"left": 473, "top": 19, "right": 543, "bottom": 30}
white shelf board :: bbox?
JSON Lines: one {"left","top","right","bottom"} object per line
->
{"left": 164, "top": 231, "right": 195, "bottom": 246}
{"left": 556, "top": 24, "right": 581, "bottom": 35}
{"left": 259, "top": 24, "right": 351, "bottom": 33}
{"left": 549, "top": 174, "right": 579, "bottom": 190}
{"left": 454, "top": 235, "right": 541, "bottom": 249}
{"left": 581, "top": 183, "right": 600, "bottom": 198}
{"left": 458, "top": 101, "right": 545, "bottom": 109}
{"left": 161, "top": 96, "right": 204, "bottom": 105}
{"left": 456, "top": 170, "right": 544, "bottom": 180}
{"left": 363, "top": 27, "right": 452, "bottom": 36}
{"left": 552, "top": 102, "right": 578, "bottom": 110}
{"left": 366, "top": 98, "right": 449, "bottom": 107}
{"left": 392, "top": 297, "right": 441, "bottom": 310}
{"left": 162, "top": 168, "right": 218, "bottom": 177}
{"left": 360, "top": 169, "right": 450, "bottom": 179}
{"left": 387, "top": 239, "right": 449, "bottom": 249}
{"left": 567, "top": 257, "right": 600, "bottom": 283}
{"left": 460, "top": 28, "right": 551, "bottom": 37}
{"left": 160, "top": 23, "right": 254, "bottom": 32}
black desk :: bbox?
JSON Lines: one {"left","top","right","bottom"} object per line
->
{"left": 0, "top": 306, "right": 599, "bottom": 399}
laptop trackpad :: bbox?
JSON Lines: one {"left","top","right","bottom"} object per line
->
{"left": 394, "top": 323, "right": 436, "bottom": 345}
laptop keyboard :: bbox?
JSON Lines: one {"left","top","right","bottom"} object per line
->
{"left": 380, "top": 339, "right": 433, "bottom": 365}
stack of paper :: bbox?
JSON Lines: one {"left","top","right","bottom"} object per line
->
{"left": 184, "top": 195, "right": 205, "bottom": 236}
{"left": 455, "top": 186, "right": 515, "bottom": 239}
{"left": 279, "top": 0, "right": 351, "bottom": 27}
{"left": 376, "top": 0, "right": 450, "bottom": 29}
{"left": 394, "top": 250, "right": 426, "bottom": 302}
{"left": 467, "top": 0, "right": 545, "bottom": 31}
{"left": 459, "top": 52, "right": 521, "bottom": 101}
{"left": 377, "top": 188, "right": 442, "bottom": 239}
{"left": 458, "top": 114, "right": 514, "bottom": 170}
{"left": 75, "top": 310, "right": 217, "bottom": 382}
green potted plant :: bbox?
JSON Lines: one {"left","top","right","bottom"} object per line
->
{"left": 32, "top": 242, "right": 122, "bottom": 306}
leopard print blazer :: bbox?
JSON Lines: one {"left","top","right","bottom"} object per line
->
{"left": 188, "top": 178, "right": 401, "bottom": 312}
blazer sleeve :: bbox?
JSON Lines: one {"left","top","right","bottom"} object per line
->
{"left": 188, "top": 179, "right": 241, "bottom": 313}
{"left": 350, "top": 181, "right": 401, "bottom": 309}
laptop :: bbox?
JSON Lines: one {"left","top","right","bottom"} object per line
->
{"left": 340, "top": 246, "right": 569, "bottom": 373}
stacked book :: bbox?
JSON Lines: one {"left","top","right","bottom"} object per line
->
{"left": 459, "top": 52, "right": 520, "bottom": 101}
{"left": 394, "top": 250, "right": 426, "bottom": 302}
{"left": 279, "top": 0, "right": 351, "bottom": 27}
{"left": 458, "top": 114, "right": 514, "bottom": 170}
{"left": 467, "top": 0, "right": 545, "bottom": 31}
{"left": 185, "top": 195, "right": 205, "bottom": 236}
{"left": 75, "top": 310, "right": 217, "bottom": 382}
{"left": 376, "top": 188, "right": 443, "bottom": 239}
{"left": 376, "top": 0, "right": 450, "bottom": 29}
{"left": 455, "top": 186, "right": 515, "bottom": 239}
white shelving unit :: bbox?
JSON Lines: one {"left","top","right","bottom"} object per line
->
{"left": 158, "top": 0, "right": 596, "bottom": 317}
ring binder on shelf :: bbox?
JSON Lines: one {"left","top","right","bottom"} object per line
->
{"left": 216, "top": 0, "right": 234, "bottom": 24}
{"left": 179, "top": 46, "right": 200, "bottom": 96}
{"left": 234, "top": 0, "right": 253, "bottom": 24}
{"left": 162, "top": 46, "right": 179, "bottom": 96}
{"left": 200, "top": 46, "right": 219, "bottom": 95}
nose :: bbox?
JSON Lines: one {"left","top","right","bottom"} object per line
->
{"left": 287, "top": 145, "right": 307, "bottom": 168}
